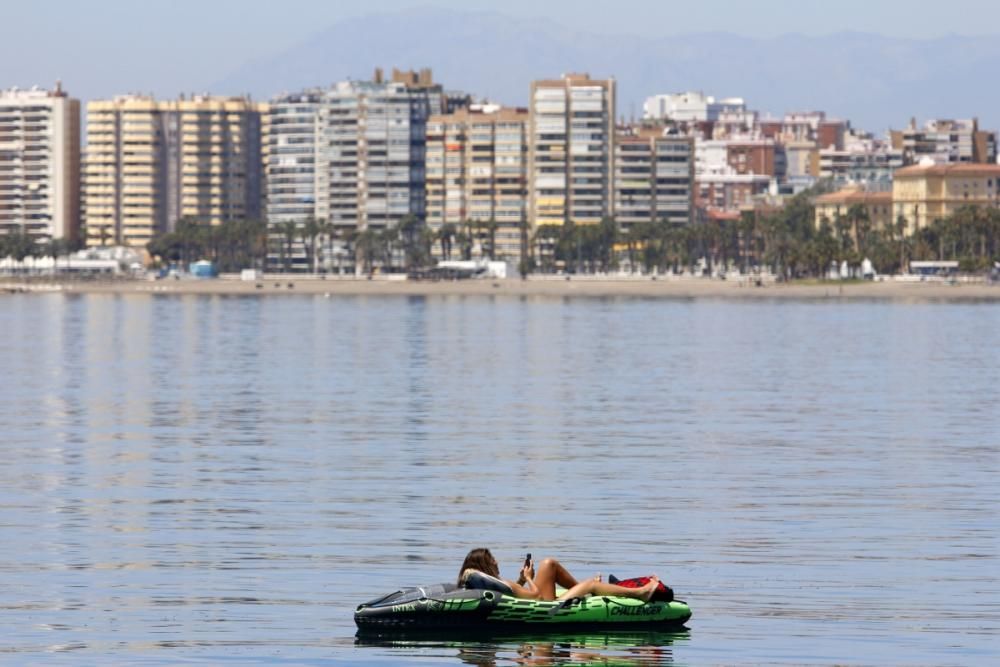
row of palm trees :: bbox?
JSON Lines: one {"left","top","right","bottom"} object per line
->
{"left": 528, "top": 191, "right": 1000, "bottom": 279}
{"left": 270, "top": 216, "right": 504, "bottom": 274}
{"left": 7, "top": 198, "right": 1000, "bottom": 278}
{"left": 141, "top": 215, "right": 505, "bottom": 275}
{"left": 146, "top": 218, "right": 269, "bottom": 273}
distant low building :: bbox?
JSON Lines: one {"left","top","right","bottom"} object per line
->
{"left": 642, "top": 92, "right": 745, "bottom": 124}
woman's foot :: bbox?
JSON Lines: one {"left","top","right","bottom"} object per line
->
{"left": 638, "top": 576, "right": 660, "bottom": 603}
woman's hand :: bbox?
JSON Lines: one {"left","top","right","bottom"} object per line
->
{"left": 521, "top": 561, "right": 535, "bottom": 583}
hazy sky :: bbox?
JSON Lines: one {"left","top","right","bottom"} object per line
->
{"left": 3, "top": 0, "right": 999, "bottom": 100}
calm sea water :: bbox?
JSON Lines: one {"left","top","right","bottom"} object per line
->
{"left": 1, "top": 293, "right": 997, "bottom": 666}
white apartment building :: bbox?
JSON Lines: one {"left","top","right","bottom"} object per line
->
{"left": 266, "top": 69, "right": 469, "bottom": 271}
{"left": 266, "top": 91, "right": 323, "bottom": 233}
{"left": 0, "top": 84, "right": 80, "bottom": 242}
{"left": 642, "top": 92, "right": 745, "bottom": 124}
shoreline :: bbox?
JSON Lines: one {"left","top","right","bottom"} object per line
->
{"left": 4, "top": 276, "right": 1000, "bottom": 301}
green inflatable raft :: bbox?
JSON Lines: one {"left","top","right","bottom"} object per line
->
{"left": 354, "top": 582, "right": 692, "bottom": 633}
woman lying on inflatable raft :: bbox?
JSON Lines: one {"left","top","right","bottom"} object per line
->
{"left": 354, "top": 548, "right": 692, "bottom": 633}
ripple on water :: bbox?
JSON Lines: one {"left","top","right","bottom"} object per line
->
{"left": 0, "top": 295, "right": 997, "bottom": 665}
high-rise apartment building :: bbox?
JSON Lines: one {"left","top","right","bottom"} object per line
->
{"left": 85, "top": 95, "right": 265, "bottom": 248}
{"left": 425, "top": 104, "right": 529, "bottom": 260}
{"left": 0, "top": 84, "right": 80, "bottom": 242}
{"left": 613, "top": 125, "right": 694, "bottom": 231}
{"left": 529, "top": 73, "right": 616, "bottom": 229}
{"left": 266, "top": 91, "right": 323, "bottom": 235}
{"left": 266, "top": 68, "right": 469, "bottom": 270}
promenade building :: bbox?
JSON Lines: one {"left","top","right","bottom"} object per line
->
{"left": 819, "top": 130, "right": 904, "bottom": 192}
{"left": 0, "top": 84, "right": 80, "bottom": 242}
{"left": 529, "top": 73, "right": 616, "bottom": 229}
{"left": 267, "top": 68, "right": 470, "bottom": 271}
{"left": 813, "top": 187, "right": 893, "bottom": 232}
{"left": 642, "top": 92, "right": 745, "bottom": 124}
{"left": 892, "top": 163, "right": 1000, "bottom": 234}
{"left": 890, "top": 119, "right": 997, "bottom": 166}
{"left": 425, "top": 104, "right": 529, "bottom": 261}
{"left": 85, "top": 94, "right": 265, "bottom": 248}
{"left": 613, "top": 125, "right": 694, "bottom": 231}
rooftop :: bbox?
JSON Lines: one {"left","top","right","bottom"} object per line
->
{"left": 894, "top": 163, "right": 1000, "bottom": 177}
{"left": 814, "top": 188, "right": 893, "bottom": 206}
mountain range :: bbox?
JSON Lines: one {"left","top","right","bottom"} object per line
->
{"left": 215, "top": 7, "right": 1000, "bottom": 133}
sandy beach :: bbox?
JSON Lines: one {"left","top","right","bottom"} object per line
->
{"left": 4, "top": 275, "right": 1000, "bottom": 301}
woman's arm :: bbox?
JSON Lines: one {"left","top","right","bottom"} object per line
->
{"left": 503, "top": 579, "right": 539, "bottom": 599}
{"left": 503, "top": 563, "right": 539, "bottom": 599}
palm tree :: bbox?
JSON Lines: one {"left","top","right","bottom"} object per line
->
{"left": 301, "top": 217, "right": 323, "bottom": 274}
{"left": 846, "top": 203, "right": 872, "bottom": 259}
{"left": 439, "top": 223, "right": 456, "bottom": 261}
{"left": 398, "top": 214, "right": 423, "bottom": 270}
{"left": 892, "top": 214, "right": 909, "bottom": 273}
{"left": 483, "top": 218, "right": 499, "bottom": 260}
{"left": 45, "top": 238, "right": 66, "bottom": 275}
{"left": 455, "top": 222, "right": 473, "bottom": 262}
{"left": 99, "top": 224, "right": 112, "bottom": 248}
{"left": 279, "top": 220, "right": 298, "bottom": 273}
{"left": 319, "top": 220, "right": 337, "bottom": 273}
{"left": 7, "top": 229, "right": 39, "bottom": 272}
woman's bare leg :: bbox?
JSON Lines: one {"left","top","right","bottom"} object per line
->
{"left": 557, "top": 575, "right": 660, "bottom": 602}
{"left": 531, "top": 558, "right": 579, "bottom": 601}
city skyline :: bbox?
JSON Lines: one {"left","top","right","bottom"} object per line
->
{"left": 5, "top": 3, "right": 1000, "bottom": 132}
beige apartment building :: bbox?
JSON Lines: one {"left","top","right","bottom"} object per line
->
{"left": 85, "top": 95, "right": 265, "bottom": 248}
{"left": 813, "top": 187, "right": 893, "bottom": 232}
{"left": 529, "top": 73, "right": 616, "bottom": 229}
{"left": 892, "top": 163, "right": 1000, "bottom": 234}
{"left": 613, "top": 125, "right": 694, "bottom": 232}
{"left": 0, "top": 84, "right": 80, "bottom": 242}
{"left": 425, "top": 104, "right": 529, "bottom": 260}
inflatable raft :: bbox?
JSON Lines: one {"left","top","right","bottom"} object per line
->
{"left": 354, "top": 582, "right": 691, "bottom": 633}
